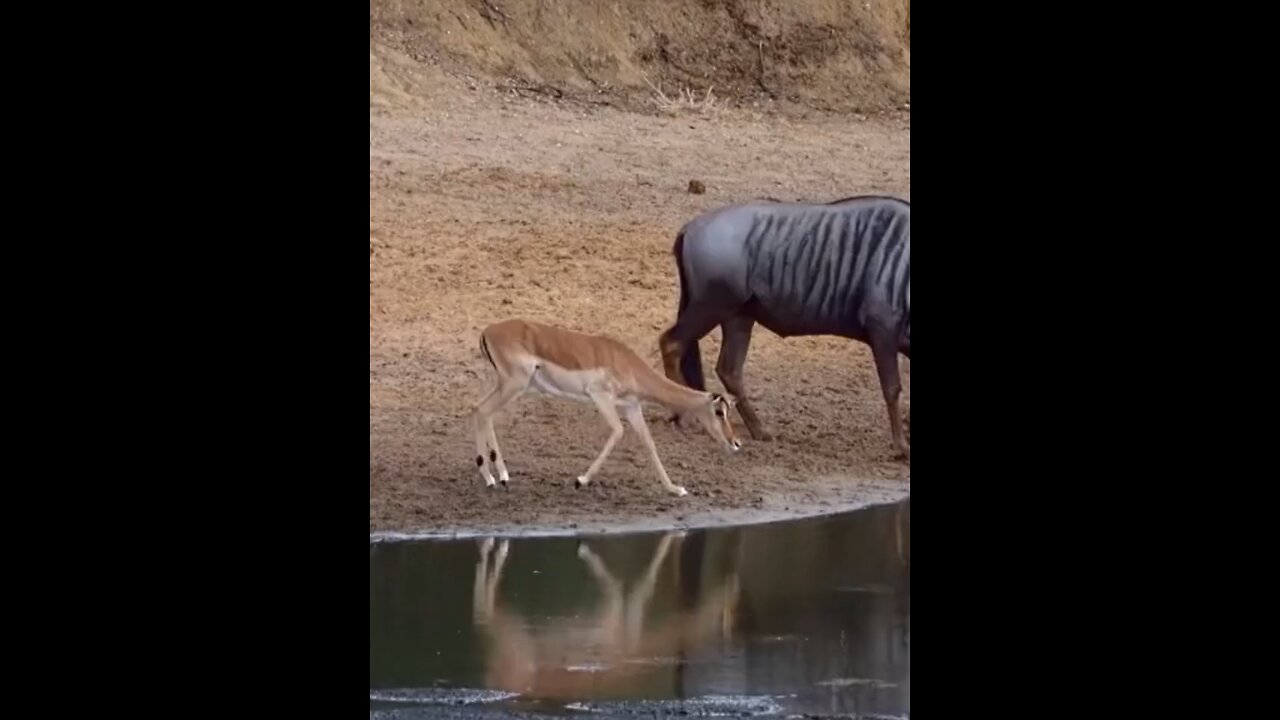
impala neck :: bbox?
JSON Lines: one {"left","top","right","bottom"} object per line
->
{"left": 633, "top": 364, "right": 711, "bottom": 412}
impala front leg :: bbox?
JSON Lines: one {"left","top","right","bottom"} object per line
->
{"left": 623, "top": 404, "right": 687, "bottom": 497}
{"left": 576, "top": 542, "right": 624, "bottom": 624}
{"left": 576, "top": 388, "right": 625, "bottom": 489}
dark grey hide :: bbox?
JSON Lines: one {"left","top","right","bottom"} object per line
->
{"left": 658, "top": 195, "right": 910, "bottom": 459}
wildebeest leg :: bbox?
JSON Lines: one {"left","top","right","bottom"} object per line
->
{"left": 868, "top": 330, "right": 910, "bottom": 461}
{"left": 659, "top": 304, "right": 734, "bottom": 390}
{"left": 659, "top": 304, "right": 735, "bottom": 426}
{"left": 716, "top": 316, "right": 772, "bottom": 441}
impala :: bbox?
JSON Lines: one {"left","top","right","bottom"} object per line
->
{"left": 472, "top": 318, "right": 741, "bottom": 497}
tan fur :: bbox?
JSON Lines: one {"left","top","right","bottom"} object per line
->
{"left": 473, "top": 318, "right": 740, "bottom": 496}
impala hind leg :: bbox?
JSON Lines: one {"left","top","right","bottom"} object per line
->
{"left": 716, "top": 315, "right": 770, "bottom": 441}
{"left": 472, "top": 387, "right": 500, "bottom": 487}
{"left": 473, "top": 537, "right": 493, "bottom": 623}
{"left": 473, "top": 537, "right": 509, "bottom": 624}
{"left": 484, "top": 420, "right": 511, "bottom": 487}
{"left": 575, "top": 388, "right": 625, "bottom": 489}
{"left": 472, "top": 376, "right": 527, "bottom": 487}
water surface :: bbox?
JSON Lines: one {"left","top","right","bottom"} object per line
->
{"left": 371, "top": 499, "right": 909, "bottom": 718}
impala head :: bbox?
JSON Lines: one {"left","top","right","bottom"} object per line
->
{"left": 692, "top": 392, "right": 741, "bottom": 452}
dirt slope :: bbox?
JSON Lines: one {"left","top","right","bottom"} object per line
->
{"left": 370, "top": 0, "right": 909, "bottom": 114}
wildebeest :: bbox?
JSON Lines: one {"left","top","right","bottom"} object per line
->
{"left": 658, "top": 195, "right": 910, "bottom": 459}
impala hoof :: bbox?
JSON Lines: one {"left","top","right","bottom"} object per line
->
{"left": 671, "top": 486, "right": 688, "bottom": 498}
{"left": 575, "top": 475, "right": 588, "bottom": 489}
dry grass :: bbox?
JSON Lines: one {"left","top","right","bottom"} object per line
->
{"left": 642, "top": 74, "right": 720, "bottom": 116}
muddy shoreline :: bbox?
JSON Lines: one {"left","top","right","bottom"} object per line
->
{"left": 371, "top": 475, "right": 908, "bottom": 540}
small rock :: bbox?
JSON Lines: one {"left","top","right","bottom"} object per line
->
{"left": 687, "top": 179, "right": 706, "bottom": 194}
